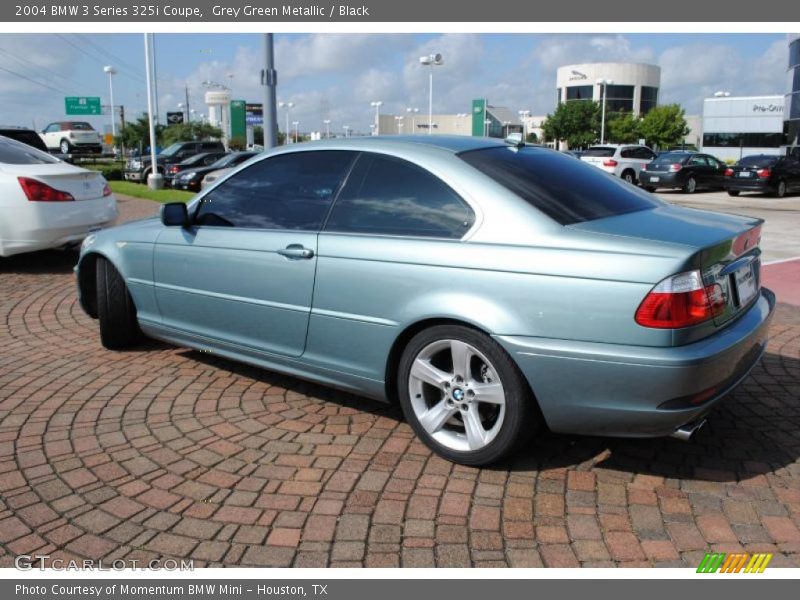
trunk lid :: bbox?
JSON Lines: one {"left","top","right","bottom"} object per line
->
{"left": 7, "top": 163, "right": 107, "bottom": 201}
{"left": 569, "top": 205, "right": 763, "bottom": 327}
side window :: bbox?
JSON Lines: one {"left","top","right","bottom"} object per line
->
{"left": 643, "top": 148, "right": 657, "bottom": 160}
{"left": 620, "top": 148, "right": 635, "bottom": 159}
{"left": 194, "top": 150, "right": 356, "bottom": 231}
{"left": 324, "top": 153, "right": 475, "bottom": 239}
{"left": 44, "top": 124, "right": 56, "bottom": 133}
{"left": 688, "top": 155, "right": 708, "bottom": 166}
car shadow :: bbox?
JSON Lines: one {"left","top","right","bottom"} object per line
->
{"left": 176, "top": 340, "right": 799, "bottom": 483}
{"left": 0, "top": 249, "right": 79, "bottom": 274}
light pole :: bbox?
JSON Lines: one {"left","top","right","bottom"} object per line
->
{"left": 406, "top": 107, "right": 419, "bottom": 135}
{"left": 419, "top": 53, "right": 443, "bottom": 135}
{"left": 103, "top": 65, "right": 117, "bottom": 150}
{"left": 343, "top": 125, "right": 351, "bottom": 138}
{"left": 323, "top": 119, "right": 331, "bottom": 138}
{"left": 370, "top": 100, "right": 383, "bottom": 135}
{"left": 292, "top": 120, "right": 299, "bottom": 144}
{"left": 596, "top": 78, "right": 613, "bottom": 144}
{"left": 143, "top": 34, "right": 162, "bottom": 189}
{"left": 518, "top": 110, "right": 530, "bottom": 141}
{"left": 278, "top": 101, "right": 294, "bottom": 144}
{"left": 395, "top": 115, "right": 404, "bottom": 134}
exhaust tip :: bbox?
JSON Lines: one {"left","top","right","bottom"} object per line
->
{"left": 671, "top": 419, "right": 707, "bottom": 442}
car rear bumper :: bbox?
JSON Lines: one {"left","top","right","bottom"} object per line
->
{"left": 495, "top": 287, "right": 775, "bottom": 438}
{"left": 641, "top": 171, "right": 681, "bottom": 188}
{"left": 725, "top": 179, "right": 772, "bottom": 192}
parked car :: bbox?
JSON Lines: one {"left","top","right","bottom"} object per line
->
{"left": 0, "top": 135, "right": 117, "bottom": 257}
{"left": 40, "top": 121, "right": 103, "bottom": 155}
{"left": 76, "top": 136, "right": 774, "bottom": 465}
{"left": 641, "top": 151, "right": 728, "bottom": 193}
{"left": 1, "top": 125, "right": 50, "bottom": 153}
{"left": 172, "top": 152, "right": 259, "bottom": 192}
{"left": 200, "top": 167, "right": 233, "bottom": 190}
{"left": 724, "top": 154, "right": 800, "bottom": 198}
{"left": 581, "top": 144, "right": 656, "bottom": 184}
{"left": 560, "top": 150, "right": 583, "bottom": 159}
{"left": 164, "top": 151, "right": 229, "bottom": 187}
{"left": 124, "top": 140, "right": 226, "bottom": 183}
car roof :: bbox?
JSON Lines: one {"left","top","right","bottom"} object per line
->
{"left": 291, "top": 135, "right": 508, "bottom": 154}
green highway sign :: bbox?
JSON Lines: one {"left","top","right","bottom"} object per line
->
{"left": 65, "top": 96, "right": 102, "bottom": 115}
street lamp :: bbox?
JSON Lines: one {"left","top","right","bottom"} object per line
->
{"left": 343, "top": 125, "right": 351, "bottom": 138}
{"left": 103, "top": 65, "right": 117, "bottom": 149}
{"left": 292, "top": 120, "right": 299, "bottom": 144}
{"left": 406, "top": 107, "right": 419, "bottom": 135}
{"left": 518, "top": 110, "right": 530, "bottom": 141}
{"left": 278, "top": 101, "right": 295, "bottom": 144}
{"left": 419, "top": 53, "right": 443, "bottom": 135}
{"left": 370, "top": 100, "right": 383, "bottom": 135}
{"left": 596, "top": 78, "right": 614, "bottom": 145}
{"left": 323, "top": 119, "right": 331, "bottom": 139}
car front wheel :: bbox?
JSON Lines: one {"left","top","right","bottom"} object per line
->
{"left": 96, "top": 257, "right": 142, "bottom": 349}
{"left": 397, "top": 325, "right": 539, "bottom": 466}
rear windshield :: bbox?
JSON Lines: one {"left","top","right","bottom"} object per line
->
{"left": 583, "top": 147, "right": 616, "bottom": 157}
{"left": 459, "top": 146, "right": 659, "bottom": 225}
{"left": 67, "top": 122, "right": 94, "bottom": 131}
{"left": 652, "top": 152, "right": 691, "bottom": 165}
{"left": 738, "top": 155, "right": 777, "bottom": 168}
{"left": 0, "top": 136, "right": 60, "bottom": 164}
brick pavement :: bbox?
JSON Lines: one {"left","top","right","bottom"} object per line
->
{"left": 1, "top": 194, "right": 799, "bottom": 568}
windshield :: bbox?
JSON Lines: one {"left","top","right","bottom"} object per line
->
{"left": 459, "top": 146, "right": 659, "bottom": 225}
{"left": 583, "top": 147, "right": 616, "bottom": 157}
{"left": 0, "top": 135, "right": 60, "bottom": 164}
{"left": 652, "top": 153, "right": 691, "bottom": 165}
{"left": 68, "top": 122, "right": 94, "bottom": 131}
{"left": 738, "top": 155, "right": 778, "bottom": 168}
{"left": 159, "top": 143, "right": 184, "bottom": 157}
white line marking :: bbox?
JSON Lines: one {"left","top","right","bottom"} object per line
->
{"left": 762, "top": 256, "right": 800, "bottom": 266}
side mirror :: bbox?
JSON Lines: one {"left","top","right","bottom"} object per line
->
{"left": 161, "top": 202, "right": 189, "bottom": 227}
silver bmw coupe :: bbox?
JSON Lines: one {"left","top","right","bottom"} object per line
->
{"left": 76, "top": 136, "right": 775, "bottom": 465}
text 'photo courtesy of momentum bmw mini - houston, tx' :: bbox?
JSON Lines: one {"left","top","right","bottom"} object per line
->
{"left": 76, "top": 135, "right": 774, "bottom": 465}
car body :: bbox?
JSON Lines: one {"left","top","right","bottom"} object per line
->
{"left": 581, "top": 144, "right": 656, "bottom": 184}
{"left": 124, "top": 140, "right": 226, "bottom": 183}
{"left": 173, "top": 152, "right": 259, "bottom": 192}
{"left": 724, "top": 154, "right": 800, "bottom": 198}
{"left": 0, "top": 135, "right": 117, "bottom": 257}
{"left": 76, "top": 136, "right": 774, "bottom": 465}
{"left": 641, "top": 151, "right": 728, "bottom": 193}
{"left": 40, "top": 121, "right": 103, "bottom": 155}
{"left": 164, "top": 151, "right": 229, "bottom": 187}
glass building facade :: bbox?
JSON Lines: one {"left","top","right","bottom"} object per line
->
{"left": 786, "top": 34, "right": 800, "bottom": 152}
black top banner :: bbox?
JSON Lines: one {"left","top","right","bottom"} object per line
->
{"left": 3, "top": 0, "right": 800, "bottom": 22}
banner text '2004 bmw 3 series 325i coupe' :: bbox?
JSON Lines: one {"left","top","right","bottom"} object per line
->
{"left": 76, "top": 136, "right": 774, "bottom": 465}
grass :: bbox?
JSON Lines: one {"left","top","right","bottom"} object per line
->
{"left": 109, "top": 180, "right": 195, "bottom": 203}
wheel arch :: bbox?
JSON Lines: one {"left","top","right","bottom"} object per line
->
{"left": 76, "top": 251, "right": 112, "bottom": 318}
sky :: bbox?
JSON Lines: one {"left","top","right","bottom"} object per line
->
{"left": 0, "top": 32, "right": 791, "bottom": 135}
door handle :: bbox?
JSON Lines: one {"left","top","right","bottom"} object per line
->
{"left": 278, "top": 244, "right": 314, "bottom": 259}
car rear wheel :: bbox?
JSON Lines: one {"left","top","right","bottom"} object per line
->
{"left": 96, "top": 257, "right": 141, "bottom": 350}
{"left": 773, "top": 180, "right": 787, "bottom": 198}
{"left": 59, "top": 139, "right": 71, "bottom": 154}
{"left": 728, "top": 190, "right": 740, "bottom": 197}
{"left": 682, "top": 176, "right": 697, "bottom": 194}
{"left": 621, "top": 170, "right": 636, "bottom": 185}
{"left": 397, "top": 325, "right": 539, "bottom": 466}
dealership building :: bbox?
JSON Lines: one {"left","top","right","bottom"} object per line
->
{"left": 700, "top": 95, "right": 786, "bottom": 162}
{"left": 786, "top": 33, "right": 800, "bottom": 154}
{"left": 556, "top": 62, "right": 661, "bottom": 116}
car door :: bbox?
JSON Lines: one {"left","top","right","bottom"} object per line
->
{"left": 685, "top": 154, "right": 710, "bottom": 187}
{"left": 703, "top": 155, "right": 727, "bottom": 189}
{"left": 152, "top": 149, "right": 357, "bottom": 357}
{"left": 42, "top": 124, "right": 59, "bottom": 149}
{"left": 782, "top": 156, "right": 800, "bottom": 191}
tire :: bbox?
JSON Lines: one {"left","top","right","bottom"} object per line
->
{"left": 727, "top": 190, "right": 740, "bottom": 197}
{"left": 621, "top": 170, "right": 636, "bottom": 185}
{"left": 397, "top": 324, "right": 540, "bottom": 466}
{"left": 59, "top": 139, "right": 71, "bottom": 154}
{"left": 643, "top": 186, "right": 656, "bottom": 193}
{"left": 96, "top": 257, "right": 141, "bottom": 349}
{"left": 773, "top": 180, "right": 787, "bottom": 198}
{"left": 682, "top": 176, "right": 697, "bottom": 194}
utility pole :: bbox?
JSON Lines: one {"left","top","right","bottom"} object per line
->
{"left": 119, "top": 105, "right": 126, "bottom": 158}
{"left": 262, "top": 34, "right": 278, "bottom": 149}
{"left": 184, "top": 84, "right": 190, "bottom": 124}
{"left": 144, "top": 33, "right": 163, "bottom": 189}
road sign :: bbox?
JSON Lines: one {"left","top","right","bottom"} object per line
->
{"left": 65, "top": 96, "right": 102, "bottom": 115}
{"left": 166, "top": 112, "right": 185, "bottom": 125}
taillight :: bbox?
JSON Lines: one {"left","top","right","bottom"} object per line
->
{"left": 168, "top": 166, "right": 179, "bottom": 173}
{"left": 635, "top": 270, "right": 725, "bottom": 329}
{"left": 669, "top": 163, "right": 682, "bottom": 172}
{"left": 602, "top": 159, "right": 618, "bottom": 167}
{"left": 724, "top": 168, "right": 733, "bottom": 177}
{"left": 18, "top": 177, "right": 75, "bottom": 202}
{"left": 756, "top": 168, "right": 771, "bottom": 178}
{"left": 103, "top": 183, "right": 112, "bottom": 197}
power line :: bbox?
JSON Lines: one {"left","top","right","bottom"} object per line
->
{"left": 0, "top": 47, "right": 93, "bottom": 93}
{"left": 74, "top": 34, "right": 147, "bottom": 82}
{"left": 0, "top": 64, "right": 70, "bottom": 95}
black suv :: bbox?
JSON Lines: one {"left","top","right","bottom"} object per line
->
{"left": 124, "top": 140, "right": 225, "bottom": 183}
{"left": 0, "top": 126, "right": 50, "bottom": 153}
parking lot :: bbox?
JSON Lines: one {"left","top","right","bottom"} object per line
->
{"left": 0, "top": 190, "right": 799, "bottom": 568}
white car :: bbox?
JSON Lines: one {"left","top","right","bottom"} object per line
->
{"left": 0, "top": 135, "right": 117, "bottom": 257}
{"left": 40, "top": 121, "right": 103, "bottom": 155}
{"left": 580, "top": 144, "right": 656, "bottom": 184}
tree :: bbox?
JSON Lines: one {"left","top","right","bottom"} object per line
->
{"left": 542, "top": 101, "right": 600, "bottom": 149}
{"left": 115, "top": 115, "right": 164, "bottom": 153}
{"left": 638, "top": 104, "right": 690, "bottom": 150}
{"left": 606, "top": 111, "right": 641, "bottom": 144}
{"left": 525, "top": 131, "right": 539, "bottom": 144}
{"left": 161, "top": 121, "right": 223, "bottom": 146}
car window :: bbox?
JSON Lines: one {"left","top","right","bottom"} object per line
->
{"left": 703, "top": 156, "right": 722, "bottom": 169}
{"left": 195, "top": 150, "right": 356, "bottom": 231}
{"left": 324, "top": 153, "right": 475, "bottom": 239}
{"left": 583, "top": 147, "right": 616, "bottom": 158}
{"left": 652, "top": 152, "right": 689, "bottom": 165}
{"left": 0, "top": 136, "right": 60, "bottom": 164}
{"left": 738, "top": 155, "right": 777, "bottom": 168}
{"left": 44, "top": 124, "right": 57, "bottom": 133}
{"left": 1, "top": 130, "right": 48, "bottom": 151}
{"left": 459, "top": 146, "right": 659, "bottom": 226}
{"left": 68, "top": 122, "right": 94, "bottom": 131}
{"left": 688, "top": 155, "right": 708, "bottom": 166}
